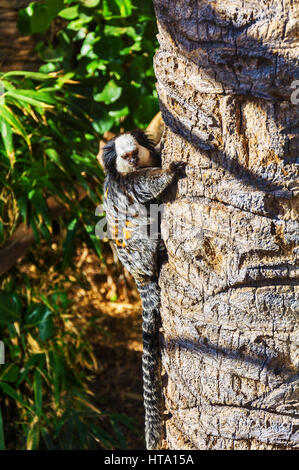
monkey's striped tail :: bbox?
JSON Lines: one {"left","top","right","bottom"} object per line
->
{"left": 137, "top": 279, "right": 162, "bottom": 450}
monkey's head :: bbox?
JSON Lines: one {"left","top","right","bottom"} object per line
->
{"left": 102, "top": 129, "right": 161, "bottom": 176}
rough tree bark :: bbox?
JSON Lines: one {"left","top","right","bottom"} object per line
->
{"left": 0, "top": 0, "right": 39, "bottom": 72}
{"left": 153, "top": 0, "right": 299, "bottom": 450}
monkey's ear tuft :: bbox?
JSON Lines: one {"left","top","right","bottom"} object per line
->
{"left": 131, "top": 129, "right": 162, "bottom": 167}
{"left": 102, "top": 138, "right": 117, "bottom": 175}
{"left": 97, "top": 131, "right": 116, "bottom": 168}
{"left": 131, "top": 129, "right": 156, "bottom": 151}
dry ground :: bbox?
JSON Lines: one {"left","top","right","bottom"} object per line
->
{"left": 15, "top": 238, "right": 146, "bottom": 450}
{"left": 70, "top": 244, "right": 146, "bottom": 449}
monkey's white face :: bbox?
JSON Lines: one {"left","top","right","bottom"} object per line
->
{"left": 115, "top": 134, "right": 153, "bottom": 174}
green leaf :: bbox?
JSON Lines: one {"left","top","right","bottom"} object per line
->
{"left": 45, "top": 148, "right": 60, "bottom": 163}
{"left": 108, "top": 106, "right": 129, "bottom": 119}
{"left": 62, "top": 218, "right": 78, "bottom": 271}
{"left": 51, "top": 291, "right": 68, "bottom": 310}
{"left": 25, "top": 304, "right": 51, "bottom": 326}
{"left": 86, "top": 60, "right": 106, "bottom": 75}
{"left": 102, "top": 0, "right": 117, "bottom": 18}
{"left": 1, "top": 71, "right": 54, "bottom": 81}
{"left": 80, "top": 32, "right": 99, "bottom": 59}
{"left": 30, "top": 216, "right": 40, "bottom": 243}
{"left": 29, "top": 3, "right": 51, "bottom": 34}
{"left": 19, "top": 0, "right": 63, "bottom": 35}
{"left": 28, "top": 188, "right": 51, "bottom": 228}
{"left": 94, "top": 36, "right": 125, "bottom": 61}
{"left": 24, "top": 304, "right": 54, "bottom": 342}
{"left": 0, "top": 292, "right": 22, "bottom": 324}
{"left": 0, "top": 382, "right": 33, "bottom": 412}
{"left": 134, "top": 94, "right": 159, "bottom": 128}
{"left": 0, "top": 116, "right": 14, "bottom": 161}
{"left": 17, "top": 8, "right": 32, "bottom": 35}
{"left": 59, "top": 5, "right": 79, "bottom": 20}
{"left": 6, "top": 89, "right": 55, "bottom": 108}
{"left": 0, "top": 407, "right": 5, "bottom": 450}
{"left": 66, "top": 16, "right": 93, "bottom": 31}
{"left": 94, "top": 80, "right": 122, "bottom": 104}
{"left": 115, "top": 0, "right": 133, "bottom": 17}
{"left": 80, "top": 0, "right": 100, "bottom": 7}
{"left": 34, "top": 370, "right": 42, "bottom": 417}
{"left": 0, "top": 364, "right": 19, "bottom": 383}
{"left": 38, "top": 313, "right": 54, "bottom": 341}
{"left": 102, "top": 0, "right": 132, "bottom": 18}
{"left": 0, "top": 104, "right": 30, "bottom": 147}
{"left": 84, "top": 222, "right": 101, "bottom": 257}
{"left": 39, "top": 46, "right": 64, "bottom": 63}
{"left": 88, "top": 422, "right": 116, "bottom": 448}
{"left": 45, "top": 0, "right": 64, "bottom": 18}
{"left": 92, "top": 112, "right": 114, "bottom": 134}
{"left": 16, "top": 195, "right": 29, "bottom": 225}
{"left": 15, "top": 354, "right": 43, "bottom": 387}
{"left": 39, "top": 63, "right": 57, "bottom": 73}
{"left": 26, "top": 420, "right": 40, "bottom": 450}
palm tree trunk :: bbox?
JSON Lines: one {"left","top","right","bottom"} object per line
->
{"left": 153, "top": 0, "right": 299, "bottom": 450}
{"left": 0, "top": 0, "right": 38, "bottom": 72}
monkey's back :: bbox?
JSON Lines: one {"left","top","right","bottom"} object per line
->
{"left": 103, "top": 173, "right": 161, "bottom": 283}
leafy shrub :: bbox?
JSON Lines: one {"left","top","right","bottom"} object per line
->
{"left": 0, "top": 71, "right": 138, "bottom": 445}
{"left": 0, "top": 269, "right": 136, "bottom": 450}
{"left": 0, "top": 0, "right": 158, "bottom": 449}
{"left": 0, "top": 70, "right": 103, "bottom": 251}
{"left": 18, "top": 0, "right": 159, "bottom": 130}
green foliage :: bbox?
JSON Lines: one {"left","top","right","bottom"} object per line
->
{"left": 0, "top": 0, "right": 158, "bottom": 450}
{"left": 0, "top": 275, "right": 136, "bottom": 449}
{"left": 0, "top": 71, "right": 103, "bottom": 251}
{"left": 18, "top": 0, "right": 159, "bottom": 129}
{"left": 0, "top": 0, "right": 159, "bottom": 247}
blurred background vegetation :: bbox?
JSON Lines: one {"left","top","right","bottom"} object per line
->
{"left": 0, "top": 0, "right": 158, "bottom": 450}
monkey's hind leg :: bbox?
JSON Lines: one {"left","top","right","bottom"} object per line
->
{"left": 137, "top": 279, "right": 163, "bottom": 450}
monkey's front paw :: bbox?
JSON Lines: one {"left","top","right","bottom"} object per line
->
{"left": 169, "top": 161, "right": 187, "bottom": 177}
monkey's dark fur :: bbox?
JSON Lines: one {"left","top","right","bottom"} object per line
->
{"left": 102, "top": 129, "right": 185, "bottom": 450}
